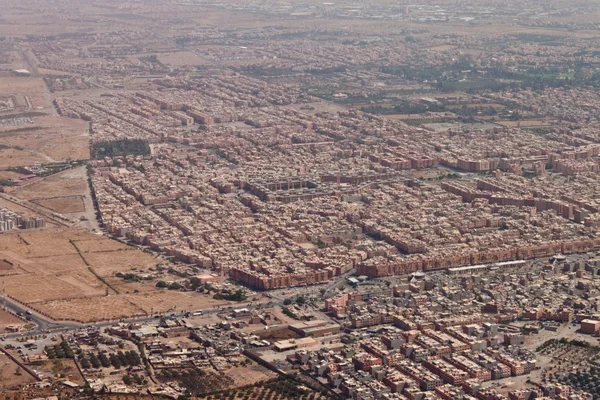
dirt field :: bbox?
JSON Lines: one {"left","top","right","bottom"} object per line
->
{"left": 81, "top": 248, "right": 159, "bottom": 277}
{"left": 0, "top": 352, "right": 37, "bottom": 388}
{"left": 73, "top": 237, "right": 130, "bottom": 253}
{"left": 148, "top": 51, "right": 210, "bottom": 67}
{"left": 226, "top": 365, "right": 277, "bottom": 387}
{"left": 0, "top": 309, "right": 23, "bottom": 332}
{"left": 496, "top": 119, "right": 554, "bottom": 128}
{"left": 14, "top": 167, "right": 88, "bottom": 200}
{"left": 35, "top": 296, "right": 145, "bottom": 322}
{"left": 32, "top": 197, "right": 85, "bottom": 213}
{"left": 125, "top": 290, "right": 229, "bottom": 315}
{"left": 0, "top": 228, "right": 230, "bottom": 322}
{"left": 0, "top": 258, "right": 19, "bottom": 277}
{"left": 0, "top": 116, "right": 89, "bottom": 167}
{"left": 0, "top": 197, "right": 40, "bottom": 220}
{"left": 33, "top": 358, "right": 85, "bottom": 385}
{"left": 0, "top": 171, "right": 24, "bottom": 180}
{"left": 0, "top": 77, "right": 49, "bottom": 109}
{"left": 255, "top": 327, "right": 299, "bottom": 342}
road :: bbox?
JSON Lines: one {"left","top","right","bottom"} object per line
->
{"left": 1, "top": 297, "right": 287, "bottom": 340}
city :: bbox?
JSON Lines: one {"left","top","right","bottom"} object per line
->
{"left": 0, "top": 0, "right": 600, "bottom": 399}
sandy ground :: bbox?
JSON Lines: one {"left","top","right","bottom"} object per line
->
{"left": 0, "top": 77, "right": 49, "bottom": 109}
{"left": 32, "top": 197, "right": 85, "bottom": 214}
{"left": 14, "top": 166, "right": 89, "bottom": 215}
{"left": 496, "top": 120, "right": 555, "bottom": 128}
{"left": 0, "top": 117, "right": 89, "bottom": 167}
{"left": 12, "top": 166, "right": 100, "bottom": 231}
{"left": 33, "top": 358, "right": 85, "bottom": 385}
{"left": 14, "top": 167, "right": 89, "bottom": 200}
{"left": 0, "top": 309, "right": 23, "bottom": 332}
{"left": 0, "top": 171, "right": 24, "bottom": 180}
{"left": 0, "top": 352, "right": 37, "bottom": 388}
{"left": 225, "top": 365, "right": 277, "bottom": 387}
{"left": 0, "top": 228, "right": 231, "bottom": 322}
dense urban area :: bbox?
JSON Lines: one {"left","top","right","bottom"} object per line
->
{"left": 1, "top": 0, "right": 600, "bottom": 399}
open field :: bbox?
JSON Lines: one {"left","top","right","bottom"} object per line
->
{"left": 0, "top": 77, "right": 49, "bottom": 109}
{"left": 0, "top": 197, "right": 40, "bottom": 221}
{"left": 145, "top": 51, "right": 210, "bottom": 67}
{"left": 226, "top": 365, "right": 277, "bottom": 387}
{"left": 81, "top": 248, "right": 159, "bottom": 277}
{"left": 125, "top": 290, "right": 229, "bottom": 315}
{"left": 31, "top": 197, "right": 85, "bottom": 213}
{"left": 0, "top": 258, "right": 19, "bottom": 277}
{"left": 0, "top": 116, "right": 89, "bottom": 167}
{"left": 0, "top": 77, "right": 88, "bottom": 168}
{"left": 3, "top": 273, "right": 101, "bottom": 303}
{"left": 0, "top": 171, "right": 24, "bottom": 180}
{"left": 14, "top": 167, "right": 88, "bottom": 200}
{"left": 0, "top": 352, "right": 37, "bottom": 388}
{"left": 33, "top": 358, "right": 85, "bottom": 385}
{"left": 496, "top": 119, "right": 555, "bottom": 128}
{"left": 0, "top": 228, "right": 230, "bottom": 322}
{"left": 0, "top": 309, "right": 23, "bottom": 332}
{"left": 35, "top": 296, "right": 144, "bottom": 322}
{"left": 14, "top": 167, "right": 89, "bottom": 214}
{"left": 194, "top": 376, "right": 331, "bottom": 400}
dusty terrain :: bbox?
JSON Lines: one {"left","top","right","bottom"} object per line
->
{"left": 0, "top": 75, "right": 89, "bottom": 168}
{"left": 13, "top": 166, "right": 89, "bottom": 214}
{"left": 0, "top": 228, "right": 228, "bottom": 322}
{"left": 0, "top": 352, "right": 37, "bottom": 388}
{"left": 0, "top": 309, "right": 23, "bottom": 332}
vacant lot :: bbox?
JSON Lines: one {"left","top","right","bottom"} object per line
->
{"left": 126, "top": 290, "right": 229, "bottom": 315}
{"left": 154, "top": 51, "right": 210, "bottom": 67}
{"left": 32, "top": 197, "right": 85, "bottom": 213}
{"left": 36, "top": 296, "right": 144, "bottom": 322}
{"left": 0, "top": 116, "right": 89, "bottom": 168}
{"left": 81, "top": 248, "right": 159, "bottom": 277}
{"left": 0, "top": 309, "right": 23, "bottom": 332}
{"left": 0, "top": 352, "right": 37, "bottom": 388}
{"left": 0, "top": 228, "right": 228, "bottom": 322}
{"left": 0, "top": 77, "right": 49, "bottom": 109}
{"left": 0, "top": 77, "right": 90, "bottom": 168}
{"left": 20, "top": 164, "right": 88, "bottom": 200}
{"left": 33, "top": 358, "right": 85, "bottom": 385}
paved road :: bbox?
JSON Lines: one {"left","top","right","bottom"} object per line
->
{"left": 2, "top": 298, "right": 286, "bottom": 340}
